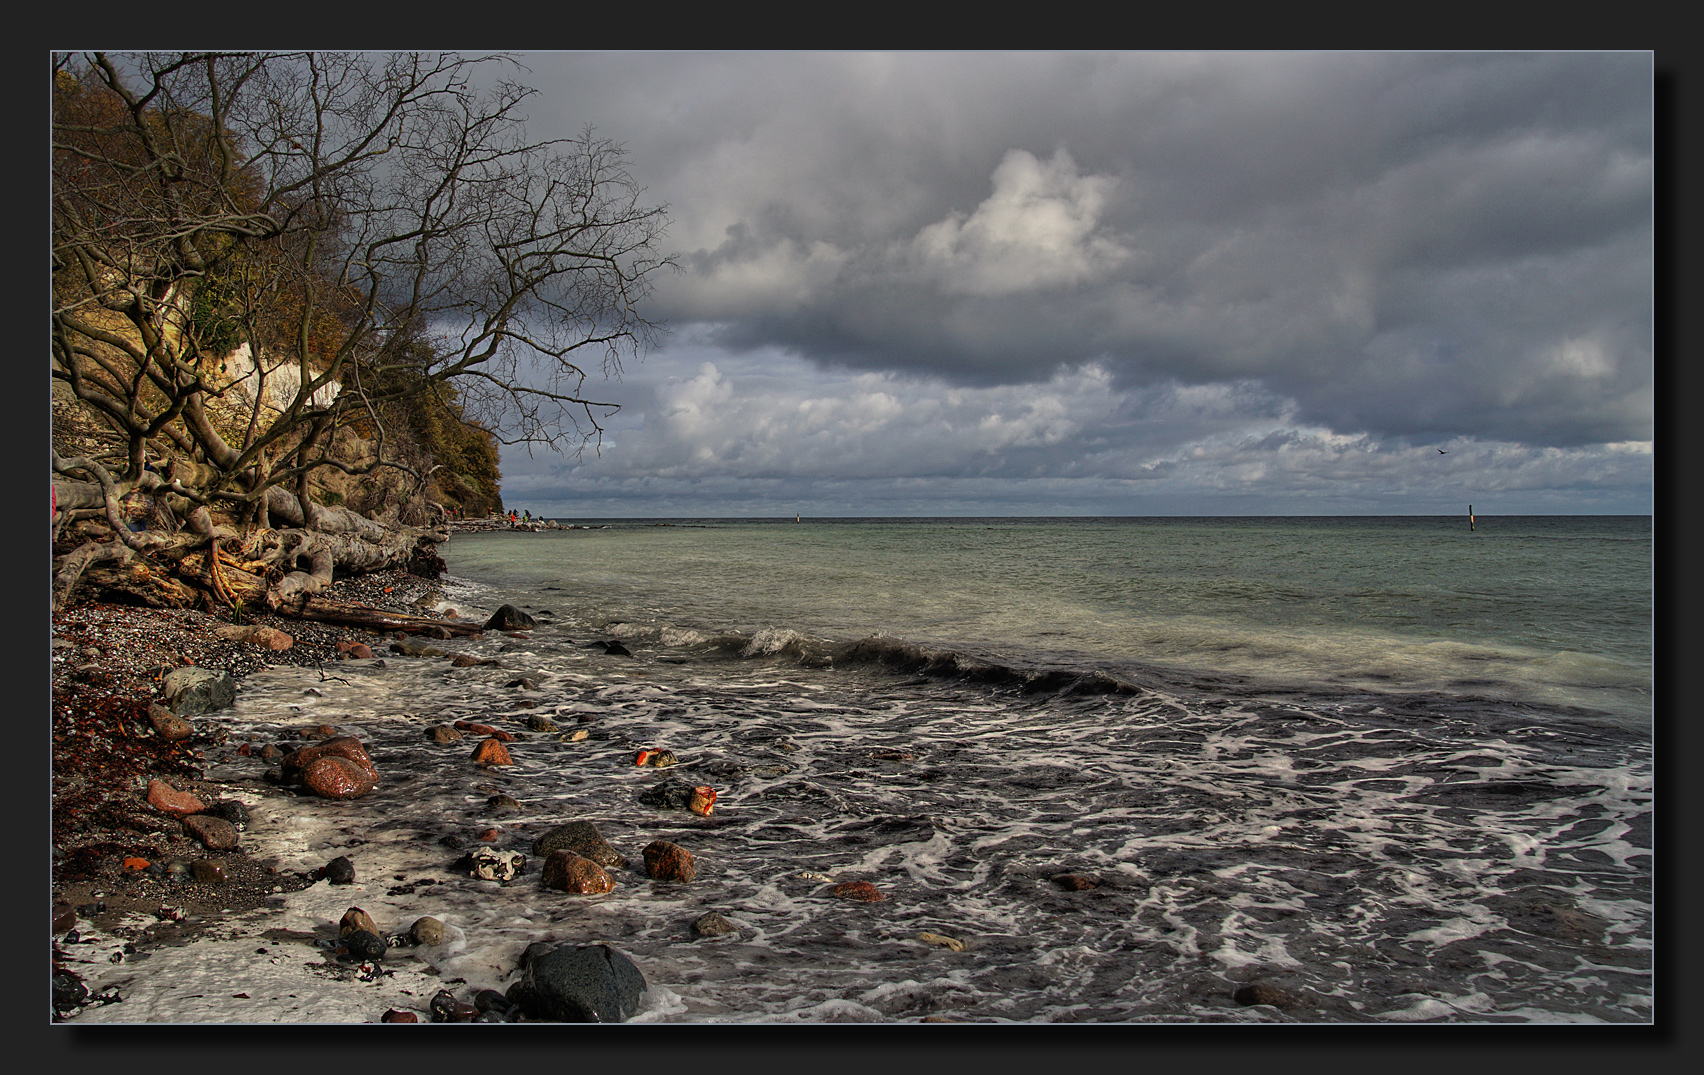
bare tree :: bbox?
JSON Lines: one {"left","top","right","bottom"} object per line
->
{"left": 52, "top": 51, "right": 674, "bottom": 612}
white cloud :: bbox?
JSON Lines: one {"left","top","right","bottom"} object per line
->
{"left": 907, "top": 148, "right": 1131, "bottom": 295}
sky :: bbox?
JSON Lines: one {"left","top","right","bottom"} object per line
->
{"left": 484, "top": 51, "right": 1653, "bottom": 518}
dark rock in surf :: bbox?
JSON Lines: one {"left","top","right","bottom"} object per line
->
{"left": 506, "top": 942, "right": 647, "bottom": 1023}
{"left": 485, "top": 604, "right": 538, "bottom": 632}
{"left": 637, "top": 777, "right": 697, "bottom": 810}
{"left": 426, "top": 724, "right": 463, "bottom": 743}
{"left": 1234, "top": 981, "right": 1301, "bottom": 1009}
{"left": 321, "top": 855, "right": 356, "bottom": 885}
{"left": 531, "top": 821, "right": 629, "bottom": 869}
{"left": 1051, "top": 873, "right": 1099, "bottom": 891}
{"left": 487, "top": 793, "right": 522, "bottom": 814}
{"left": 692, "top": 911, "right": 739, "bottom": 938}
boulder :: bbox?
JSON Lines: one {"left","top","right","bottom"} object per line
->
{"left": 302, "top": 755, "right": 376, "bottom": 799}
{"left": 830, "top": 881, "right": 886, "bottom": 902}
{"left": 281, "top": 736, "right": 379, "bottom": 786}
{"left": 160, "top": 667, "right": 236, "bottom": 717}
{"left": 484, "top": 604, "right": 538, "bottom": 632}
{"left": 531, "top": 821, "right": 628, "bottom": 869}
{"left": 507, "top": 942, "right": 646, "bottom": 1023}
{"left": 540, "top": 849, "right": 615, "bottom": 895}
{"left": 642, "top": 840, "right": 696, "bottom": 883}
{"left": 426, "top": 724, "right": 464, "bottom": 743}
{"left": 182, "top": 814, "right": 239, "bottom": 851}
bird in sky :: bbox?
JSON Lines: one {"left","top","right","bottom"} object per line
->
{"left": 1437, "top": 448, "right": 1448, "bottom": 454}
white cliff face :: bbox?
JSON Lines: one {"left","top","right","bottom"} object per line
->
{"left": 217, "top": 341, "right": 341, "bottom": 413}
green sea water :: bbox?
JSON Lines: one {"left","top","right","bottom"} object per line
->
{"left": 443, "top": 515, "right": 1652, "bottom": 726}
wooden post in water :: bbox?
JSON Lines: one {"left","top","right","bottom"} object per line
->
{"left": 1469, "top": 504, "right": 1475, "bottom": 532}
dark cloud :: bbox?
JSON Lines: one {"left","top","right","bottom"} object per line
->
{"left": 493, "top": 51, "right": 1651, "bottom": 515}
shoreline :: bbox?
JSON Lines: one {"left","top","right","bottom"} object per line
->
{"left": 49, "top": 566, "right": 455, "bottom": 1019}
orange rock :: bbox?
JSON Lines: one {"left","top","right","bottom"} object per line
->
{"left": 471, "top": 737, "right": 513, "bottom": 766}
{"left": 122, "top": 856, "right": 150, "bottom": 872}
{"left": 634, "top": 750, "right": 654, "bottom": 767}
{"left": 146, "top": 778, "right": 206, "bottom": 817}
{"left": 540, "top": 849, "right": 615, "bottom": 894}
{"left": 688, "top": 786, "right": 717, "bottom": 817}
{"left": 283, "top": 736, "right": 378, "bottom": 784}
{"left": 830, "top": 881, "right": 886, "bottom": 902}
{"left": 302, "top": 755, "right": 377, "bottom": 799}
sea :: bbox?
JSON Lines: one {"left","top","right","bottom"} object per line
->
{"left": 61, "top": 515, "right": 1654, "bottom": 1024}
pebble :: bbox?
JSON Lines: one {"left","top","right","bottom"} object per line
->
{"left": 410, "top": 916, "right": 446, "bottom": 946}
{"left": 191, "top": 859, "right": 227, "bottom": 883}
{"left": 146, "top": 778, "right": 206, "bottom": 818}
{"left": 182, "top": 814, "right": 240, "bottom": 850}
{"left": 692, "top": 911, "right": 738, "bottom": 938}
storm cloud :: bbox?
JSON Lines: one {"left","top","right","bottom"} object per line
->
{"left": 495, "top": 51, "right": 1652, "bottom": 516}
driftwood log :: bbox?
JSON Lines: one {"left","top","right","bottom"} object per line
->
{"left": 51, "top": 457, "right": 461, "bottom": 630}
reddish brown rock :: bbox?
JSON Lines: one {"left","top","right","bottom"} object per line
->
{"left": 147, "top": 703, "right": 193, "bottom": 741}
{"left": 302, "top": 755, "right": 377, "bottom": 799}
{"left": 147, "top": 778, "right": 206, "bottom": 817}
{"left": 540, "top": 849, "right": 615, "bottom": 895}
{"left": 183, "top": 813, "right": 240, "bottom": 850}
{"left": 455, "top": 721, "right": 513, "bottom": 741}
{"left": 381, "top": 1009, "right": 419, "bottom": 1023}
{"left": 282, "top": 736, "right": 378, "bottom": 784}
{"left": 830, "top": 881, "right": 886, "bottom": 902}
{"left": 450, "top": 654, "right": 486, "bottom": 668}
{"left": 471, "top": 737, "right": 513, "bottom": 766}
{"left": 642, "top": 840, "right": 696, "bottom": 883}
{"left": 344, "top": 642, "right": 375, "bottom": 660}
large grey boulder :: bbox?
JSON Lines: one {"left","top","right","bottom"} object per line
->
{"left": 160, "top": 667, "right": 236, "bottom": 717}
{"left": 484, "top": 604, "right": 538, "bottom": 632}
{"left": 506, "top": 943, "right": 646, "bottom": 1022}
